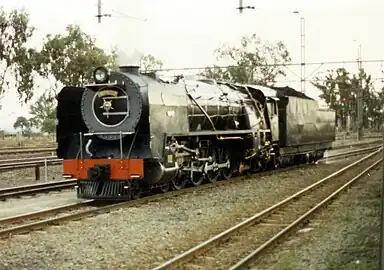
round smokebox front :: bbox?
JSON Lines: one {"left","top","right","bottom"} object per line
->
{"left": 92, "top": 87, "right": 128, "bottom": 127}
{"left": 81, "top": 75, "right": 142, "bottom": 141}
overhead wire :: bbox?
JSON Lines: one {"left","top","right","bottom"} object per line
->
{"left": 149, "top": 59, "right": 384, "bottom": 72}
{"left": 110, "top": 9, "right": 148, "bottom": 22}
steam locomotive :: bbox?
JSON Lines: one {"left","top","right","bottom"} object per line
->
{"left": 56, "top": 65, "right": 336, "bottom": 200}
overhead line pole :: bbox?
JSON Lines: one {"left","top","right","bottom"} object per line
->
{"left": 96, "top": 0, "right": 112, "bottom": 23}
{"left": 237, "top": 0, "right": 255, "bottom": 82}
{"left": 357, "top": 44, "right": 363, "bottom": 140}
{"left": 97, "top": 0, "right": 102, "bottom": 23}
{"left": 300, "top": 17, "right": 306, "bottom": 94}
{"left": 236, "top": 0, "right": 255, "bottom": 13}
{"left": 293, "top": 11, "right": 306, "bottom": 94}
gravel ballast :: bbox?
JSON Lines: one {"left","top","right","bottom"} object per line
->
{"left": 0, "top": 154, "right": 372, "bottom": 270}
{"left": 251, "top": 161, "right": 382, "bottom": 270}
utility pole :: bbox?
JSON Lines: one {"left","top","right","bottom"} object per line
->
{"left": 236, "top": 0, "right": 255, "bottom": 13}
{"left": 357, "top": 44, "right": 363, "bottom": 140}
{"left": 293, "top": 11, "right": 306, "bottom": 94}
{"left": 97, "top": 0, "right": 102, "bottom": 23}
{"left": 300, "top": 17, "right": 306, "bottom": 94}
{"left": 96, "top": 0, "right": 111, "bottom": 23}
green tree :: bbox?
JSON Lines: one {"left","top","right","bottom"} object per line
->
{"left": 201, "top": 34, "right": 291, "bottom": 85}
{"left": 13, "top": 116, "right": 30, "bottom": 135}
{"left": 0, "top": 8, "right": 39, "bottom": 102}
{"left": 140, "top": 54, "right": 163, "bottom": 72}
{"left": 29, "top": 92, "right": 56, "bottom": 132}
{"left": 37, "top": 24, "right": 116, "bottom": 89}
{"left": 312, "top": 67, "right": 374, "bottom": 129}
{"left": 41, "top": 118, "right": 56, "bottom": 134}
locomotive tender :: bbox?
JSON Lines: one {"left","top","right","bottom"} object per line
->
{"left": 56, "top": 65, "right": 336, "bottom": 200}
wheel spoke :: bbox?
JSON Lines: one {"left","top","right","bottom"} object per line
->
{"left": 171, "top": 175, "right": 187, "bottom": 190}
{"left": 190, "top": 172, "right": 204, "bottom": 186}
{"left": 205, "top": 169, "right": 220, "bottom": 183}
{"left": 159, "top": 183, "right": 170, "bottom": 193}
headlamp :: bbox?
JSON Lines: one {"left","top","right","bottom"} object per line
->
{"left": 93, "top": 67, "right": 109, "bottom": 84}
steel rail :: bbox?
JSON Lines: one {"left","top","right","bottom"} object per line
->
{"left": 0, "top": 158, "right": 62, "bottom": 168}
{"left": 0, "top": 147, "right": 56, "bottom": 155}
{"left": 152, "top": 148, "right": 381, "bottom": 270}
{"left": 0, "top": 179, "right": 77, "bottom": 200}
{"left": 0, "top": 188, "right": 206, "bottom": 239}
{"left": 0, "top": 147, "right": 380, "bottom": 239}
{"left": 0, "top": 200, "right": 94, "bottom": 227}
{"left": 0, "top": 155, "right": 57, "bottom": 164}
{"left": 331, "top": 139, "right": 382, "bottom": 150}
{"left": 0, "top": 136, "right": 380, "bottom": 156}
{"left": 0, "top": 200, "right": 96, "bottom": 238}
{"left": 0, "top": 142, "right": 379, "bottom": 172}
{"left": 0, "top": 145, "right": 378, "bottom": 201}
{"left": 0, "top": 145, "right": 54, "bottom": 151}
{"left": 325, "top": 144, "right": 381, "bottom": 159}
{"left": 0, "top": 158, "right": 62, "bottom": 172}
{"left": 229, "top": 158, "right": 382, "bottom": 270}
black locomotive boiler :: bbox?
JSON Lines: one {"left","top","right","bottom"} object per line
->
{"left": 56, "top": 65, "right": 336, "bottom": 200}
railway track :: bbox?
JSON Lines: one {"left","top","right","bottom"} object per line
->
{"left": 331, "top": 138, "right": 382, "bottom": 150}
{"left": 152, "top": 148, "right": 382, "bottom": 270}
{"left": 0, "top": 144, "right": 379, "bottom": 201}
{"left": 0, "top": 155, "right": 57, "bottom": 165}
{"left": 0, "top": 147, "right": 56, "bottom": 155}
{"left": 0, "top": 156, "right": 60, "bottom": 170}
{"left": 0, "top": 179, "right": 77, "bottom": 201}
{"left": 0, "top": 144, "right": 380, "bottom": 241}
{"left": 0, "top": 137, "right": 380, "bottom": 157}
{"left": 0, "top": 145, "right": 380, "bottom": 202}
{"left": 0, "top": 140, "right": 380, "bottom": 174}
{"left": 322, "top": 144, "right": 380, "bottom": 160}
{"left": 0, "top": 200, "right": 96, "bottom": 238}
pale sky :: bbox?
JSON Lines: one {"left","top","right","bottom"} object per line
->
{"left": 0, "top": 0, "right": 383, "bottom": 131}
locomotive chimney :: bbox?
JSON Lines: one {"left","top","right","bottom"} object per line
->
{"left": 119, "top": 65, "right": 140, "bottom": 75}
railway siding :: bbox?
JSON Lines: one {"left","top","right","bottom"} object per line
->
{"left": 251, "top": 161, "right": 382, "bottom": 270}
{"left": 155, "top": 151, "right": 380, "bottom": 269}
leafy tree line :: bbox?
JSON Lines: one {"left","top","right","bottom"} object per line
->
{"left": 1, "top": 8, "right": 163, "bottom": 134}
{"left": 200, "top": 34, "right": 291, "bottom": 85}
{"left": 312, "top": 68, "right": 384, "bottom": 131}
{"left": 200, "top": 34, "right": 384, "bottom": 131}
{"left": 4, "top": 8, "right": 383, "bottom": 135}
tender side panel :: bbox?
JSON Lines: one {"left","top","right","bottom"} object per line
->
{"left": 317, "top": 109, "right": 336, "bottom": 142}
{"left": 63, "top": 159, "right": 144, "bottom": 180}
{"left": 285, "top": 97, "right": 335, "bottom": 146}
